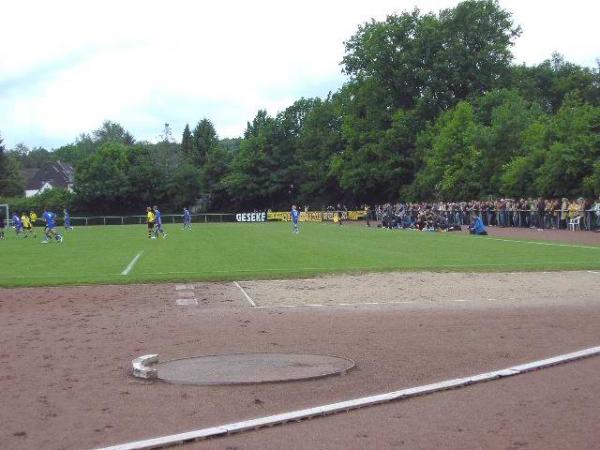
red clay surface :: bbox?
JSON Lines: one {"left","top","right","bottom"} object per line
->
{"left": 1, "top": 228, "right": 599, "bottom": 450}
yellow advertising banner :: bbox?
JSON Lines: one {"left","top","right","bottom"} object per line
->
{"left": 267, "top": 211, "right": 367, "bottom": 222}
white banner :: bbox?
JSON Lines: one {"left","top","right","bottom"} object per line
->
{"left": 236, "top": 212, "right": 267, "bottom": 222}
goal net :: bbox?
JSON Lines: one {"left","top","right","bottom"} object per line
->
{"left": 0, "top": 204, "right": 8, "bottom": 227}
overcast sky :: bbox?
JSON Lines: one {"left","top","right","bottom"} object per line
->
{"left": 1, "top": 0, "right": 598, "bottom": 149}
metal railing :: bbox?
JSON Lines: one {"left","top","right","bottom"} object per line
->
{"left": 378, "top": 209, "right": 600, "bottom": 231}
{"left": 66, "top": 213, "right": 236, "bottom": 226}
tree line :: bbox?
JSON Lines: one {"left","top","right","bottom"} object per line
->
{"left": 1, "top": 0, "right": 599, "bottom": 214}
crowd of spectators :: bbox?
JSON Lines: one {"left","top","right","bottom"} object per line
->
{"left": 374, "top": 197, "right": 600, "bottom": 231}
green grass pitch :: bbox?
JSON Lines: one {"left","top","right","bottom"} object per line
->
{"left": 0, "top": 222, "right": 599, "bottom": 287}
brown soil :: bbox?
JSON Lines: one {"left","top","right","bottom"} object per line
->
{"left": 1, "top": 228, "right": 599, "bottom": 450}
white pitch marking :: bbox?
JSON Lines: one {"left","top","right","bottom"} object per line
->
{"left": 177, "top": 290, "right": 196, "bottom": 298}
{"left": 120, "top": 251, "right": 143, "bottom": 276}
{"left": 452, "top": 299, "right": 471, "bottom": 303}
{"left": 176, "top": 298, "right": 198, "bottom": 306}
{"left": 588, "top": 271, "right": 600, "bottom": 274}
{"left": 233, "top": 281, "right": 256, "bottom": 307}
{"left": 256, "top": 300, "right": 417, "bottom": 309}
{"left": 479, "top": 236, "right": 600, "bottom": 250}
{"left": 95, "top": 346, "right": 600, "bottom": 450}
{"left": 175, "top": 284, "right": 195, "bottom": 290}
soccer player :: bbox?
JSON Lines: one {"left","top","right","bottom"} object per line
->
{"left": 64, "top": 209, "right": 74, "bottom": 231}
{"left": 21, "top": 212, "right": 33, "bottom": 238}
{"left": 12, "top": 212, "right": 23, "bottom": 237}
{"left": 291, "top": 205, "right": 300, "bottom": 234}
{"left": 0, "top": 213, "right": 5, "bottom": 240}
{"left": 182, "top": 207, "right": 192, "bottom": 230}
{"left": 153, "top": 206, "right": 167, "bottom": 239}
{"left": 29, "top": 210, "right": 38, "bottom": 236}
{"left": 42, "top": 208, "right": 63, "bottom": 243}
{"left": 146, "top": 206, "right": 156, "bottom": 239}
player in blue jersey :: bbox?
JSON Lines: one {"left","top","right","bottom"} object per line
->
{"left": 153, "top": 206, "right": 167, "bottom": 239}
{"left": 63, "top": 208, "right": 73, "bottom": 231}
{"left": 182, "top": 207, "right": 192, "bottom": 230}
{"left": 468, "top": 215, "right": 488, "bottom": 235}
{"left": 12, "top": 213, "right": 23, "bottom": 237}
{"left": 291, "top": 205, "right": 300, "bottom": 234}
{"left": 42, "top": 208, "right": 63, "bottom": 243}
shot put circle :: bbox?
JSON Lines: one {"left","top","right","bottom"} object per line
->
{"left": 156, "top": 353, "right": 356, "bottom": 385}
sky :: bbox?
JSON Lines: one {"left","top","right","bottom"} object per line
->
{"left": 1, "top": 0, "right": 598, "bottom": 150}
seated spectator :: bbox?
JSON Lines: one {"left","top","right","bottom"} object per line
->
{"left": 468, "top": 216, "right": 487, "bottom": 235}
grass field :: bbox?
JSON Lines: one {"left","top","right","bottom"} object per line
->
{"left": 0, "top": 222, "right": 599, "bottom": 287}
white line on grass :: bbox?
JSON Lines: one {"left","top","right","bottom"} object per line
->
{"left": 233, "top": 281, "right": 256, "bottom": 307}
{"left": 96, "top": 345, "right": 600, "bottom": 450}
{"left": 120, "top": 251, "right": 143, "bottom": 276}
{"left": 449, "top": 233, "right": 600, "bottom": 251}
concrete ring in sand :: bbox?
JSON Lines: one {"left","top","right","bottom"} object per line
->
{"left": 156, "top": 353, "right": 356, "bottom": 385}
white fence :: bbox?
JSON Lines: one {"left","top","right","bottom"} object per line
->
{"left": 67, "top": 213, "right": 236, "bottom": 226}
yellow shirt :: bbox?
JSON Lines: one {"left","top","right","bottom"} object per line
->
{"left": 30, "top": 212, "right": 38, "bottom": 224}
{"left": 147, "top": 211, "right": 155, "bottom": 223}
{"left": 21, "top": 215, "right": 31, "bottom": 227}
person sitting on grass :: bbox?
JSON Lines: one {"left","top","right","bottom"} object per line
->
{"left": 468, "top": 215, "right": 487, "bottom": 235}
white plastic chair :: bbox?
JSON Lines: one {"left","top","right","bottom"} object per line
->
{"left": 568, "top": 216, "right": 581, "bottom": 231}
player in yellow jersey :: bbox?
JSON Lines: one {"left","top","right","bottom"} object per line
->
{"left": 29, "top": 210, "right": 38, "bottom": 237}
{"left": 146, "top": 206, "right": 156, "bottom": 238}
{"left": 21, "top": 212, "right": 34, "bottom": 238}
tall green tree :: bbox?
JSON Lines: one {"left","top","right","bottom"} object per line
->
{"left": 181, "top": 124, "right": 193, "bottom": 158}
{"left": 191, "top": 119, "right": 218, "bottom": 166}
{"left": 0, "top": 134, "right": 25, "bottom": 196}
{"left": 342, "top": 0, "right": 521, "bottom": 117}
{"left": 92, "top": 120, "right": 135, "bottom": 145}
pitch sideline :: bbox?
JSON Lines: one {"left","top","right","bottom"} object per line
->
{"left": 96, "top": 345, "right": 600, "bottom": 450}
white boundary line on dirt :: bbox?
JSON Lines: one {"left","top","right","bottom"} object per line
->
{"left": 255, "top": 298, "right": 506, "bottom": 309}
{"left": 233, "top": 281, "right": 256, "bottom": 307}
{"left": 120, "top": 251, "right": 143, "bottom": 276}
{"left": 96, "top": 345, "right": 600, "bottom": 450}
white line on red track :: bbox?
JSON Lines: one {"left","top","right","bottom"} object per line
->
{"left": 233, "top": 281, "right": 256, "bottom": 307}
{"left": 96, "top": 345, "right": 600, "bottom": 450}
{"left": 253, "top": 298, "right": 501, "bottom": 309}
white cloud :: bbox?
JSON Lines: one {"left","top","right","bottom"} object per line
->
{"left": 0, "top": 0, "right": 598, "bottom": 148}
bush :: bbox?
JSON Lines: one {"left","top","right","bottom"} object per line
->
{"left": 0, "top": 189, "right": 76, "bottom": 214}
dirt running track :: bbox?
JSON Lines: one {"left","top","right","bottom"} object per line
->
{"left": 1, "top": 228, "right": 599, "bottom": 450}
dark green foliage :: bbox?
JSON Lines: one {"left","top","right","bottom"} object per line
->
{"left": 0, "top": 134, "right": 25, "bottom": 197}
{"left": 4, "top": 1, "right": 600, "bottom": 210}
{"left": 0, "top": 189, "right": 75, "bottom": 219}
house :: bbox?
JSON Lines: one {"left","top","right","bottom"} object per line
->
{"left": 24, "top": 161, "right": 75, "bottom": 197}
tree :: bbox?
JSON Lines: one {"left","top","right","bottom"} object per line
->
{"left": 411, "top": 102, "right": 482, "bottom": 200}
{"left": 342, "top": 0, "right": 521, "bottom": 118}
{"left": 191, "top": 119, "right": 218, "bottom": 166}
{"left": 160, "top": 123, "right": 174, "bottom": 143}
{"left": 511, "top": 54, "right": 600, "bottom": 113}
{"left": 0, "top": 133, "right": 25, "bottom": 196}
{"left": 181, "top": 124, "right": 193, "bottom": 158}
{"left": 74, "top": 142, "right": 131, "bottom": 212}
{"left": 92, "top": 121, "right": 135, "bottom": 145}
{"left": 534, "top": 99, "right": 600, "bottom": 197}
